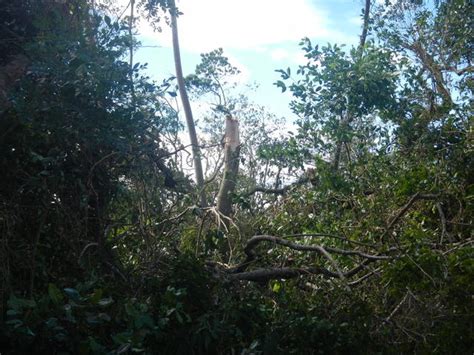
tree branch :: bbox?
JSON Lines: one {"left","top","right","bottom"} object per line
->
{"left": 381, "top": 193, "right": 439, "bottom": 242}
{"left": 244, "top": 235, "right": 390, "bottom": 261}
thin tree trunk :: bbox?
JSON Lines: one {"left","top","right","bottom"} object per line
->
{"left": 129, "top": 0, "right": 134, "bottom": 72}
{"left": 217, "top": 115, "right": 240, "bottom": 219}
{"left": 170, "top": 3, "right": 206, "bottom": 207}
{"left": 409, "top": 41, "right": 453, "bottom": 107}
{"left": 129, "top": 0, "right": 135, "bottom": 98}
{"left": 360, "top": 0, "right": 371, "bottom": 47}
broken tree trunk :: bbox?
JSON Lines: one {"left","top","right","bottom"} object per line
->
{"left": 216, "top": 115, "right": 240, "bottom": 219}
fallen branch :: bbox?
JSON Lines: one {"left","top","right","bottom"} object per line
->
{"left": 224, "top": 234, "right": 392, "bottom": 282}
{"left": 244, "top": 235, "right": 390, "bottom": 261}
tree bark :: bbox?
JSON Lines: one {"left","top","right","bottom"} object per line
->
{"left": 409, "top": 41, "right": 453, "bottom": 107}
{"left": 360, "top": 0, "right": 371, "bottom": 47}
{"left": 216, "top": 115, "right": 240, "bottom": 218}
{"left": 170, "top": 2, "right": 206, "bottom": 207}
{"left": 129, "top": 0, "right": 135, "bottom": 99}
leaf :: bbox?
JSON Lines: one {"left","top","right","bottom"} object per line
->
{"left": 104, "top": 15, "right": 112, "bottom": 27}
{"left": 6, "top": 319, "right": 23, "bottom": 328}
{"left": 89, "top": 289, "right": 103, "bottom": 304}
{"left": 64, "top": 288, "right": 80, "bottom": 301}
{"left": 98, "top": 297, "right": 114, "bottom": 307}
{"left": 6, "top": 309, "right": 21, "bottom": 316}
{"left": 134, "top": 314, "right": 154, "bottom": 329}
{"left": 8, "top": 295, "right": 36, "bottom": 311}
{"left": 48, "top": 283, "right": 63, "bottom": 304}
{"left": 275, "top": 80, "right": 287, "bottom": 93}
{"left": 275, "top": 69, "right": 290, "bottom": 80}
{"left": 272, "top": 282, "right": 281, "bottom": 293}
{"left": 45, "top": 317, "right": 59, "bottom": 328}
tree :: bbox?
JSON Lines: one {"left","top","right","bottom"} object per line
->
{"left": 170, "top": 0, "right": 206, "bottom": 207}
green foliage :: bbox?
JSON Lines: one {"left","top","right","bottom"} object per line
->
{"left": 1, "top": 0, "right": 473, "bottom": 354}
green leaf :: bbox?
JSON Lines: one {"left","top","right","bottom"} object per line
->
{"left": 48, "top": 283, "right": 64, "bottom": 304}
{"left": 275, "top": 80, "right": 287, "bottom": 93}
{"left": 272, "top": 281, "right": 281, "bottom": 293}
{"left": 134, "top": 314, "right": 154, "bottom": 329}
{"left": 89, "top": 289, "right": 103, "bottom": 304}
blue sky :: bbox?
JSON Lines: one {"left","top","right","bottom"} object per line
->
{"left": 134, "top": 0, "right": 371, "bottom": 121}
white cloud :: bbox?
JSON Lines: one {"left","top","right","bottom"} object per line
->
{"left": 270, "top": 48, "right": 290, "bottom": 61}
{"left": 137, "top": 0, "right": 354, "bottom": 51}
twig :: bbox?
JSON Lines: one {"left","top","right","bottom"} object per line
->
{"left": 436, "top": 202, "right": 452, "bottom": 243}
{"left": 442, "top": 238, "right": 474, "bottom": 255}
{"left": 155, "top": 206, "right": 195, "bottom": 227}
{"left": 382, "top": 193, "right": 439, "bottom": 241}
{"left": 405, "top": 253, "right": 436, "bottom": 286}
{"left": 348, "top": 267, "right": 382, "bottom": 286}
{"left": 384, "top": 291, "right": 409, "bottom": 324}
{"left": 78, "top": 242, "right": 99, "bottom": 264}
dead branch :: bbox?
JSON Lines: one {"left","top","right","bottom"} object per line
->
{"left": 436, "top": 202, "right": 452, "bottom": 243}
{"left": 244, "top": 235, "right": 391, "bottom": 261}
{"left": 383, "top": 291, "right": 410, "bottom": 324}
{"left": 348, "top": 266, "right": 382, "bottom": 287}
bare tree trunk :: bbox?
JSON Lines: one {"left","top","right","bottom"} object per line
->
{"left": 170, "top": 3, "right": 206, "bottom": 207}
{"left": 360, "top": 0, "right": 371, "bottom": 47}
{"left": 129, "top": 0, "right": 135, "bottom": 99}
{"left": 409, "top": 41, "right": 453, "bottom": 107}
{"left": 129, "top": 0, "right": 134, "bottom": 72}
{"left": 217, "top": 115, "right": 240, "bottom": 219}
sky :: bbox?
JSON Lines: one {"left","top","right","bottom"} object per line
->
{"left": 133, "top": 0, "right": 369, "bottom": 122}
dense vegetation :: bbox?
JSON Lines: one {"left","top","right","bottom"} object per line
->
{"left": 1, "top": 0, "right": 472, "bottom": 353}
